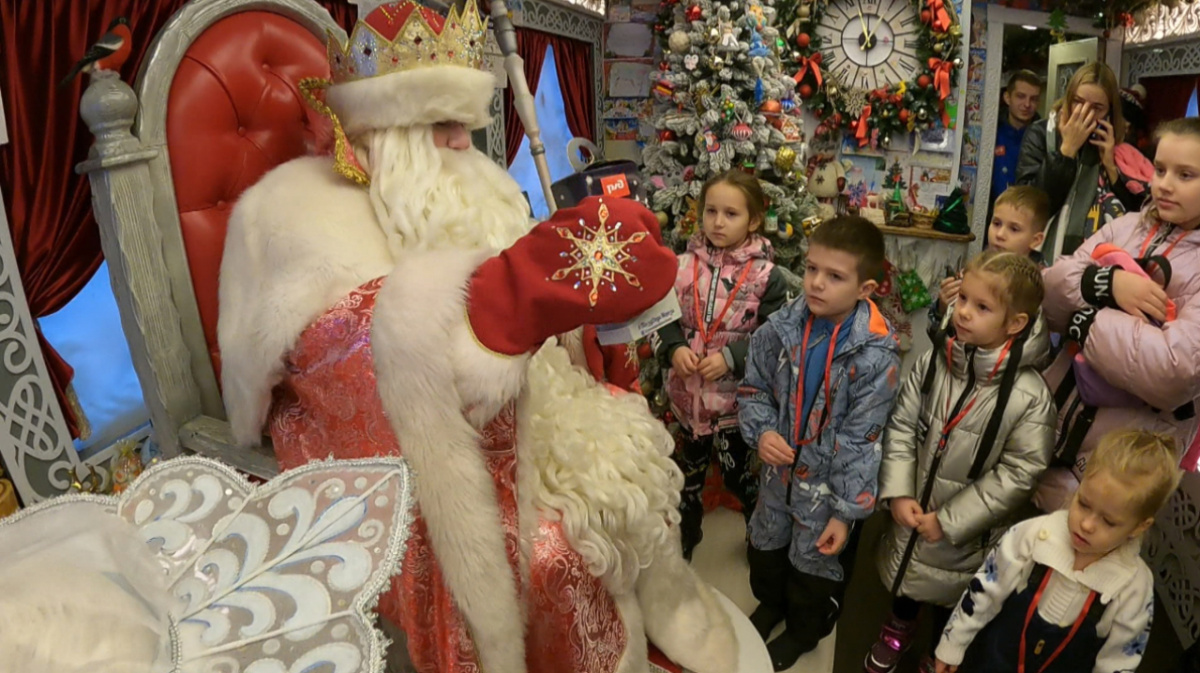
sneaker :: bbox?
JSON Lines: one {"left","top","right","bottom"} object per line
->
{"left": 862, "top": 615, "right": 917, "bottom": 673}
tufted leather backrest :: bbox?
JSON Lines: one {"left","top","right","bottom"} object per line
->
{"left": 166, "top": 11, "right": 330, "bottom": 376}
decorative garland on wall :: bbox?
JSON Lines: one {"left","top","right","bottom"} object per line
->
{"left": 777, "top": 0, "right": 964, "bottom": 146}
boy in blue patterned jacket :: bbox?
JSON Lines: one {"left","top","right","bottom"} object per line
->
{"left": 738, "top": 216, "right": 902, "bottom": 670}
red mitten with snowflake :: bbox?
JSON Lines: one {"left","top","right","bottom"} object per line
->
{"left": 467, "top": 196, "right": 676, "bottom": 356}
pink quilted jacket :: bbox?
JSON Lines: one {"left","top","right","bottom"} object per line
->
{"left": 1035, "top": 210, "right": 1200, "bottom": 511}
{"left": 667, "top": 234, "right": 776, "bottom": 436}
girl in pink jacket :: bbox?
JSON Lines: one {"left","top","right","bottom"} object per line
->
{"left": 1035, "top": 117, "right": 1200, "bottom": 512}
{"left": 653, "top": 170, "right": 789, "bottom": 559}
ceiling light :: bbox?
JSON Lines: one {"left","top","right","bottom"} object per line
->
{"left": 1022, "top": 24, "right": 1038, "bottom": 30}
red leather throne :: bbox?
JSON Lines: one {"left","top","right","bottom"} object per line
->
{"left": 77, "top": 0, "right": 346, "bottom": 476}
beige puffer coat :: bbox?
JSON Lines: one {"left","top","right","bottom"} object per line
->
{"left": 876, "top": 321, "right": 1057, "bottom": 607}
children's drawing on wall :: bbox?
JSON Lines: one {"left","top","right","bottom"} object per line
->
{"left": 844, "top": 155, "right": 886, "bottom": 210}
{"left": 962, "top": 125, "right": 982, "bottom": 167}
{"left": 605, "top": 60, "right": 653, "bottom": 98}
{"left": 917, "top": 127, "right": 956, "bottom": 154}
{"left": 605, "top": 23, "right": 654, "bottom": 58}
{"left": 968, "top": 50, "right": 986, "bottom": 85}
{"left": 603, "top": 98, "right": 653, "bottom": 120}
{"left": 605, "top": 119, "right": 640, "bottom": 141}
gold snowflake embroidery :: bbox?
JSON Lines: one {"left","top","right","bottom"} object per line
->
{"left": 550, "top": 200, "right": 647, "bottom": 307}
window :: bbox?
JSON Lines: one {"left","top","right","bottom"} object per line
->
{"left": 38, "top": 262, "right": 148, "bottom": 451}
{"left": 1187, "top": 85, "right": 1198, "bottom": 118}
{"left": 507, "top": 47, "right": 579, "bottom": 220}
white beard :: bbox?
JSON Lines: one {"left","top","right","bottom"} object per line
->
{"left": 353, "top": 126, "right": 534, "bottom": 256}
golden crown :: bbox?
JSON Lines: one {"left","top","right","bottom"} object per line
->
{"left": 328, "top": 1, "right": 488, "bottom": 84}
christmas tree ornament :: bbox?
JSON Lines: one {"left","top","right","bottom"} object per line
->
{"left": 765, "top": 207, "right": 779, "bottom": 233}
{"left": 708, "top": 26, "right": 720, "bottom": 43}
{"left": 704, "top": 129, "right": 721, "bottom": 152}
{"left": 658, "top": 128, "right": 677, "bottom": 141}
{"left": 918, "top": 74, "right": 931, "bottom": 88}
{"left": 684, "top": 54, "right": 699, "bottom": 69}
{"left": 779, "top": 222, "right": 794, "bottom": 239}
{"left": 686, "top": 4, "right": 702, "bottom": 20}
{"left": 801, "top": 215, "right": 820, "bottom": 237}
{"left": 654, "top": 78, "right": 675, "bottom": 98}
{"left": 741, "top": 158, "right": 757, "bottom": 173}
{"left": 659, "top": 60, "right": 670, "bottom": 71}
{"left": 669, "top": 30, "right": 691, "bottom": 52}
{"left": 655, "top": 211, "right": 669, "bottom": 227}
{"left": 798, "top": 83, "right": 813, "bottom": 98}
{"left": 722, "top": 98, "right": 736, "bottom": 120}
{"left": 682, "top": 165, "right": 695, "bottom": 181}
{"left": 917, "top": 106, "right": 930, "bottom": 121}
{"left": 781, "top": 97, "right": 796, "bottom": 112}
{"left": 921, "top": 8, "right": 931, "bottom": 23}
{"left": 953, "top": 56, "right": 964, "bottom": 68}
{"left": 775, "top": 145, "right": 797, "bottom": 173}
{"left": 826, "top": 82, "right": 839, "bottom": 98}
{"left": 798, "top": 4, "right": 810, "bottom": 19}
{"left": 760, "top": 99, "right": 782, "bottom": 116}
{"left": 732, "top": 123, "right": 753, "bottom": 141}
{"left": 899, "top": 108, "right": 910, "bottom": 123}
{"left": 795, "top": 32, "right": 810, "bottom": 48}
{"left": 710, "top": 54, "right": 726, "bottom": 69}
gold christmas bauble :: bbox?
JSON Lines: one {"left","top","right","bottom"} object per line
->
{"left": 798, "top": 5, "right": 810, "bottom": 19}
{"left": 775, "top": 146, "right": 797, "bottom": 173}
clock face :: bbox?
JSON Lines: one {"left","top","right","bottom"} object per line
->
{"left": 815, "top": 0, "right": 923, "bottom": 91}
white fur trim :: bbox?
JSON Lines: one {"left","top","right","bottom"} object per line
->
{"left": 371, "top": 249, "right": 529, "bottom": 673}
{"left": 635, "top": 553, "right": 738, "bottom": 673}
{"left": 519, "top": 345, "right": 683, "bottom": 595}
{"left": 611, "top": 587, "right": 650, "bottom": 673}
{"left": 219, "top": 157, "right": 394, "bottom": 446}
{"left": 327, "top": 66, "right": 496, "bottom": 136}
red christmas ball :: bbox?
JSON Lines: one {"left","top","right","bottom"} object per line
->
{"left": 899, "top": 109, "right": 910, "bottom": 122}
{"left": 918, "top": 74, "right": 932, "bottom": 88}
{"left": 658, "top": 129, "right": 677, "bottom": 141}
{"left": 637, "top": 342, "right": 653, "bottom": 360}
{"left": 799, "top": 84, "right": 814, "bottom": 98}
{"left": 832, "top": 112, "right": 843, "bottom": 125}
{"left": 920, "top": 8, "right": 931, "bottom": 23}
{"left": 796, "top": 33, "right": 811, "bottom": 48}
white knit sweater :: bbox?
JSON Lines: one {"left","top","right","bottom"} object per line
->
{"left": 934, "top": 510, "right": 1155, "bottom": 673}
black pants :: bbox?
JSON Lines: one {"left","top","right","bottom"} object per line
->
{"left": 893, "top": 595, "right": 953, "bottom": 653}
{"left": 674, "top": 428, "right": 757, "bottom": 557}
{"left": 748, "top": 523, "right": 863, "bottom": 647}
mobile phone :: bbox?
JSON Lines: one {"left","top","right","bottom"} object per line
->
{"left": 1090, "top": 114, "right": 1111, "bottom": 142}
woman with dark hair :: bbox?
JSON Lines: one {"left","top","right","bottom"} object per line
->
{"left": 1016, "top": 62, "right": 1153, "bottom": 262}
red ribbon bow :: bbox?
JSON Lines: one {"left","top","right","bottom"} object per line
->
{"left": 928, "top": 0, "right": 951, "bottom": 32}
{"left": 928, "top": 58, "right": 953, "bottom": 101}
{"left": 855, "top": 105, "right": 872, "bottom": 147}
{"left": 794, "top": 54, "right": 823, "bottom": 88}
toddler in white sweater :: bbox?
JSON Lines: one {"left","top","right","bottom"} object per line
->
{"left": 934, "top": 429, "right": 1181, "bottom": 673}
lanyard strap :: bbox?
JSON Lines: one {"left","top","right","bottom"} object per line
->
{"left": 937, "top": 338, "right": 1013, "bottom": 453}
{"left": 1138, "top": 222, "right": 1189, "bottom": 260}
{"left": 791, "top": 317, "right": 841, "bottom": 448}
{"left": 693, "top": 259, "right": 754, "bottom": 347}
{"left": 1018, "top": 569, "right": 1099, "bottom": 673}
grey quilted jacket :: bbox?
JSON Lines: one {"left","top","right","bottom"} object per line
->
{"left": 876, "top": 319, "right": 1057, "bottom": 606}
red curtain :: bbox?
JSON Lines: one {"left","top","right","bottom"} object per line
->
{"left": 1141, "top": 74, "right": 1199, "bottom": 136}
{"left": 504, "top": 29, "right": 553, "bottom": 166}
{"left": 0, "top": 0, "right": 356, "bottom": 439}
{"left": 550, "top": 35, "right": 595, "bottom": 145}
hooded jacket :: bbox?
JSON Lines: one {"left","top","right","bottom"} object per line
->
{"left": 877, "top": 319, "right": 1057, "bottom": 606}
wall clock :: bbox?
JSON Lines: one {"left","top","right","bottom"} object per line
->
{"left": 782, "top": 0, "right": 964, "bottom": 143}
{"left": 814, "top": 0, "right": 923, "bottom": 90}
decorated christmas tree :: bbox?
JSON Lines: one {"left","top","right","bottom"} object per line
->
{"left": 643, "top": 0, "right": 820, "bottom": 271}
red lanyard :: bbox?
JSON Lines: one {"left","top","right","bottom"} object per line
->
{"left": 791, "top": 317, "right": 841, "bottom": 448}
{"left": 1138, "top": 222, "right": 1189, "bottom": 259}
{"left": 1018, "top": 569, "right": 1098, "bottom": 673}
{"left": 937, "top": 337, "right": 1012, "bottom": 454}
{"left": 692, "top": 259, "right": 754, "bottom": 347}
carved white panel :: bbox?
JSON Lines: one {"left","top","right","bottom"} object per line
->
{"left": 0, "top": 185, "right": 84, "bottom": 504}
{"left": 1143, "top": 470, "right": 1200, "bottom": 648}
{"left": 1126, "top": 2, "right": 1200, "bottom": 45}
{"left": 1126, "top": 42, "right": 1200, "bottom": 84}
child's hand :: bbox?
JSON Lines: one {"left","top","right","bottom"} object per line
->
{"left": 816, "top": 517, "right": 848, "bottom": 555}
{"left": 758, "top": 431, "right": 795, "bottom": 467}
{"left": 890, "top": 497, "right": 924, "bottom": 529}
{"left": 937, "top": 275, "right": 961, "bottom": 313}
{"left": 696, "top": 353, "right": 730, "bottom": 381}
{"left": 671, "top": 347, "right": 701, "bottom": 376}
{"left": 1112, "top": 269, "right": 1170, "bottom": 323}
{"left": 916, "top": 511, "right": 944, "bottom": 543}
{"left": 934, "top": 659, "right": 958, "bottom": 673}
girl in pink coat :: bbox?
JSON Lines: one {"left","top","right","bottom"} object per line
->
{"left": 653, "top": 170, "right": 790, "bottom": 559}
{"left": 1035, "top": 117, "right": 1200, "bottom": 512}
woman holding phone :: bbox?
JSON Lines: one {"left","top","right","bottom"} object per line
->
{"left": 1016, "top": 62, "right": 1152, "bottom": 263}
